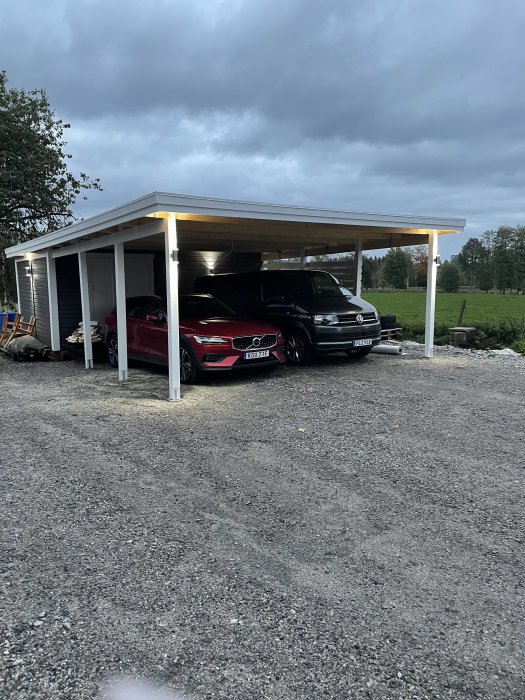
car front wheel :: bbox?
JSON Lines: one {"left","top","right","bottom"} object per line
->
{"left": 180, "top": 341, "right": 199, "bottom": 384}
{"left": 285, "top": 330, "right": 313, "bottom": 365}
{"left": 107, "top": 334, "right": 118, "bottom": 367}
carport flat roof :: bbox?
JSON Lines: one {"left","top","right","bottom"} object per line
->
{"left": 5, "top": 191, "right": 466, "bottom": 259}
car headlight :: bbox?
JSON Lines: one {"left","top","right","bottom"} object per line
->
{"left": 277, "top": 331, "right": 283, "bottom": 339}
{"left": 313, "top": 313, "right": 339, "bottom": 325}
{"left": 193, "top": 335, "right": 228, "bottom": 344}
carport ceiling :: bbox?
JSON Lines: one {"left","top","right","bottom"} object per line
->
{"left": 5, "top": 192, "right": 465, "bottom": 260}
{"left": 125, "top": 216, "right": 438, "bottom": 257}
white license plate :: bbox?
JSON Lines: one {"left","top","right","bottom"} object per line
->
{"left": 354, "top": 339, "right": 373, "bottom": 347}
{"left": 244, "top": 350, "right": 270, "bottom": 359}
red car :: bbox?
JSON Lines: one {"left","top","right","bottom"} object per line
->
{"left": 105, "top": 294, "right": 285, "bottom": 384}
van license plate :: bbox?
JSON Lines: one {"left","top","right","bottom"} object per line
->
{"left": 244, "top": 350, "right": 270, "bottom": 359}
{"left": 354, "top": 339, "right": 373, "bottom": 347}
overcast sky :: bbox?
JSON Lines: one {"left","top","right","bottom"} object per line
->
{"left": 2, "top": 0, "right": 525, "bottom": 258}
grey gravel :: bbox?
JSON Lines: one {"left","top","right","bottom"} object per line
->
{"left": 0, "top": 347, "right": 524, "bottom": 699}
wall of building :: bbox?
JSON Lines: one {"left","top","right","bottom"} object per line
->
{"left": 56, "top": 256, "right": 82, "bottom": 343}
{"left": 154, "top": 251, "right": 262, "bottom": 297}
{"left": 16, "top": 257, "right": 51, "bottom": 346}
{"left": 16, "top": 249, "right": 263, "bottom": 348}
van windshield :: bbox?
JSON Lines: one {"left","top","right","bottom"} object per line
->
{"left": 287, "top": 272, "right": 347, "bottom": 299}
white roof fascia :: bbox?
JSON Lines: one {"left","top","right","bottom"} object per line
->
{"left": 5, "top": 191, "right": 466, "bottom": 258}
{"left": 155, "top": 192, "right": 466, "bottom": 231}
{"left": 5, "top": 192, "right": 159, "bottom": 258}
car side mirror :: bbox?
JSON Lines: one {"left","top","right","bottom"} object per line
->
{"left": 145, "top": 311, "right": 165, "bottom": 323}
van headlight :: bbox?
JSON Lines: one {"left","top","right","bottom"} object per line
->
{"left": 193, "top": 335, "right": 227, "bottom": 344}
{"left": 313, "top": 313, "right": 339, "bottom": 325}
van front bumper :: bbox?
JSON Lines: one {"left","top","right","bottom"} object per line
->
{"left": 312, "top": 323, "right": 382, "bottom": 352}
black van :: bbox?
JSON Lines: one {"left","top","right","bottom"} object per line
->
{"left": 194, "top": 270, "right": 381, "bottom": 364}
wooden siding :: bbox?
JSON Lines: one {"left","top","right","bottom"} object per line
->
{"left": 154, "top": 251, "right": 262, "bottom": 297}
{"left": 56, "top": 256, "right": 82, "bottom": 343}
{"left": 16, "top": 258, "right": 51, "bottom": 345}
{"left": 16, "top": 251, "right": 262, "bottom": 348}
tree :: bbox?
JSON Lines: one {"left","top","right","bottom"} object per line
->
{"left": 362, "top": 255, "right": 380, "bottom": 289}
{"left": 383, "top": 248, "right": 411, "bottom": 289}
{"left": 439, "top": 261, "right": 460, "bottom": 292}
{"left": 493, "top": 225, "right": 515, "bottom": 292}
{"left": 0, "top": 71, "right": 101, "bottom": 304}
{"left": 411, "top": 245, "right": 428, "bottom": 288}
{"left": 512, "top": 226, "right": 525, "bottom": 293}
{"left": 456, "top": 237, "right": 487, "bottom": 288}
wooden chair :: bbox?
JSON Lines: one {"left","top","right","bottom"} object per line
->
{"left": 0, "top": 313, "right": 20, "bottom": 347}
{"left": 0, "top": 314, "right": 36, "bottom": 351}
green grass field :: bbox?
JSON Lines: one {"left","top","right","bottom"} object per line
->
{"left": 362, "top": 291, "right": 525, "bottom": 351}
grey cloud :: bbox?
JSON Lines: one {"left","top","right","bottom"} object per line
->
{"left": 2, "top": 0, "right": 525, "bottom": 258}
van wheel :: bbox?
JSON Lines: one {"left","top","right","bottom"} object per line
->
{"left": 345, "top": 347, "right": 372, "bottom": 359}
{"left": 285, "top": 330, "right": 313, "bottom": 365}
{"left": 180, "top": 340, "right": 199, "bottom": 384}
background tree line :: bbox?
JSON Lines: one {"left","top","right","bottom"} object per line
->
{"left": 310, "top": 224, "right": 525, "bottom": 294}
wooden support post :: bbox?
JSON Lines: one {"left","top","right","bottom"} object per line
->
{"left": 78, "top": 252, "right": 93, "bottom": 369}
{"left": 45, "top": 251, "right": 61, "bottom": 351}
{"left": 165, "top": 215, "right": 181, "bottom": 401}
{"left": 354, "top": 239, "right": 363, "bottom": 296}
{"left": 114, "top": 242, "right": 128, "bottom": 381}
{"left": 424, "top": 231, "right": 438, "bottom": 358}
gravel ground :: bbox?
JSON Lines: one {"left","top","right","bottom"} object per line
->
{"left": 0, "top": 346, "right": 524, "bottom": 699}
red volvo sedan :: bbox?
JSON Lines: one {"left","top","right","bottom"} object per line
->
{"left": 105, "top": 294, "right": 285, "bottom": 384}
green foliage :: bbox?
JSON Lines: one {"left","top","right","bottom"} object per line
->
{"left": 439, "top": 261, "right": 460, "bottom": 292}
{"left": 456, "top": 226, "right": 525, "bottom": 292}
{"left": 382, "top": 248, "right": 412, "bottom": 289}
{"left": 0, "top": 70, "right": 101, "bottom": 304}
{"left": 364, "top": 290, "right": 525, "bottom": 349}
{"left": 411, "top": 246, "right": 428, "bottom": 288}
{"left": 456, "top": 237, "right": 487, "bottom": 287}
{"left": 511, "top": 338, "right": 525, "bottom": 355}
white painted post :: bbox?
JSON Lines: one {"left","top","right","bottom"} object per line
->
{"left": 14, "top": 258, "right": 22, "bottom": 312}
{"left": 300, "top": 247, "right": 307, "bottom": 269}
{"left": 45, "top": 251, "right": 61, "bottom": 351}
{"left": 354, "top": 239, "right": 363, "bottom": 297}
{"left": 424, "top": 231, "right": 438, "bottom": 358}
{"left": 164, "top": 215, "right": 181, "bottom": 401}
{"left": 78, "top": 252, "right": 93, "bottom": 369}
{"left": 114, "top": 242, "right": 128, "bottom": 381}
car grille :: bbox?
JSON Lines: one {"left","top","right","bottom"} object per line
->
{"left": 232, "top": 334, "right": 277, "bottom": 350}
{"left": 336, "top": 312, "right": 377, "bottom": 325}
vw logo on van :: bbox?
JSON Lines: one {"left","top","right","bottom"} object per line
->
{"left": 356, "top": 314, "right": 364, "bottom": 324}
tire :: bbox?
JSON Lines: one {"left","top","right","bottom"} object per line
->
{"left": 380, "top": 315, "right": 397, "bottom": 330}
{"left": 180, "top": 340, "right": 199, "bottom": 384}
{"left": 285, "top": 329, "right": 313, "bottom": 365}
{"left": 345, "top": 347, "right": 372, "bottom": 359}
{"left": 107, "top": 334, "right": 119, "bottom": 368}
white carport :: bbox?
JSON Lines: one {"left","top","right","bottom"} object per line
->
{"left": 5, "top": 192, "right": 465, "bottom": 401}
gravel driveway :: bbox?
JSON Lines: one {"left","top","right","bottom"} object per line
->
{"left": 1, "top": 347, "right": 524, "bottom": 699}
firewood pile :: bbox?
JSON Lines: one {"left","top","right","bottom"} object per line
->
{"left": 66, "top": 321, "right": 104, "bottom": 345}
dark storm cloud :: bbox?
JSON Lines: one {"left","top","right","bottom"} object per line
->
{"left": 2, "top": 0, "right": 525, "bottom": 257}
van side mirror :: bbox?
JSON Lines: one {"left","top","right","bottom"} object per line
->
{"left": 266, "top": 296, "right": 291, "bottom": 305}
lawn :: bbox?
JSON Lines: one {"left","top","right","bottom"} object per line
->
{"left": 362, "top": 291, "right": 525, "bottom": 349}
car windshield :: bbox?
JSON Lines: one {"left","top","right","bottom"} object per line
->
{"left": 179, "top": 296, "right": 236, "bottom": 319}
{"left": 288, "top": 272, "right": 347, "bottom": 298}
